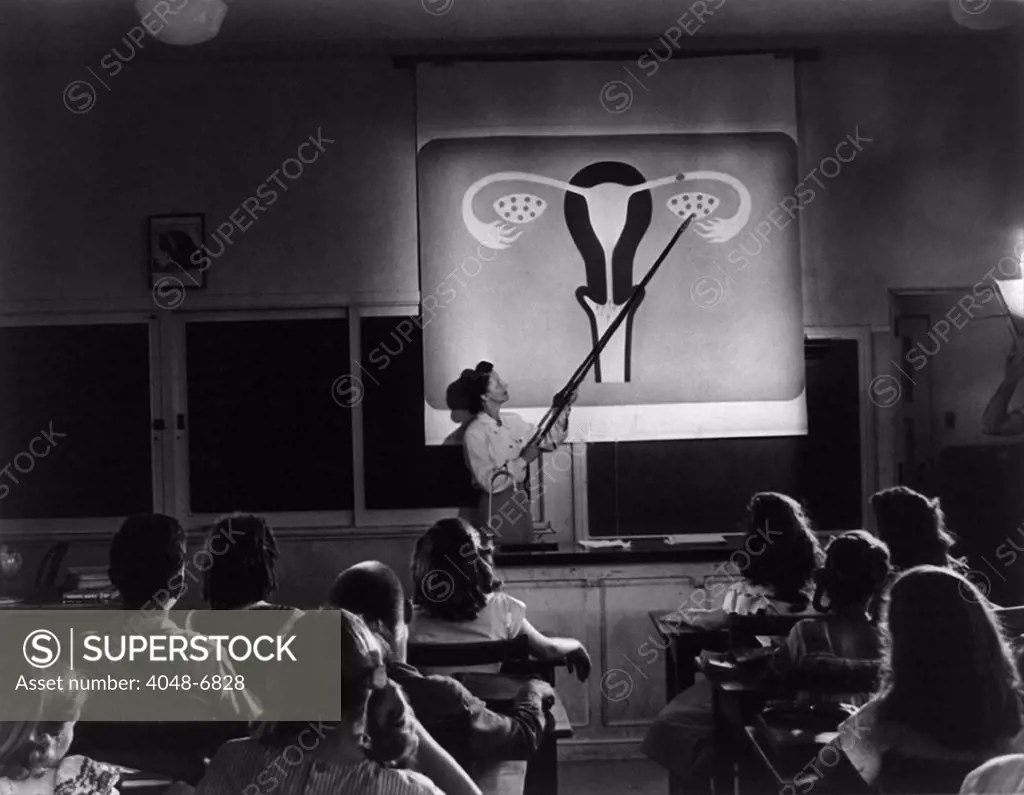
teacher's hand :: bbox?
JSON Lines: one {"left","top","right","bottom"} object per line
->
{"left": 520, "top": 445, "right": 541, "bottom": 464}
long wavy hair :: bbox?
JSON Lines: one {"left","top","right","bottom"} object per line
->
{"left": 812, "top": 530, "right": 891, "bottom": 618}
{"left": 203, "top": 513, "right": 280, "bottom": 609}
{"left": 876, "top": 565, "right": 1022, "bottom": 751}
{"left": 869, "top": 487, "right": 966, "bottom": 573}
{"left": 739, "top": 492, "right": 824, "bottom": 609}
{"left": 253, "top": 609, "right": 418, "bottom": 768}
{"left": 411, "top": 517, "right": 501, "bottom": 622}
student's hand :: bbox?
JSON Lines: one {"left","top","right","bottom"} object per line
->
{"left": 565, "top": 643, "right": 592, "bottom": 682}
{"left": 521, "top": 679, "right": 555, "bottom": 711}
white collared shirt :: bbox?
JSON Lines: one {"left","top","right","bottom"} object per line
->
{"left": 463, "top": 410, "right": 568, "bottom": 494}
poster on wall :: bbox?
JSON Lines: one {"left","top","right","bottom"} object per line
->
{"left": 419, "top": 133, "right": 805, "bottom": 444}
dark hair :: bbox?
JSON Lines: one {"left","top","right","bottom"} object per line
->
{"left": 328, "top": 561, "right": 410, "bottom": 650}
{"left": 411, "top": 518, "right": 501, "bottom": 622}
{"left": 202, "top": 513, "right": 279, "bottom": 609}
{"left": 812, "top": 530, "right": 891, "bottom": 616}
{"left": 108, "top": 513, "right": 186, "bottom": 609}
{"left": 877, "top": 565, "right": 1022, "bottom": 751}
{"left": 739, "top": 492, "right": 824, "bottom": 609}
{"left": 869, "top": 487, "right": 965, "bottom": 573}
{"left": 466, "top": 361, "right": 494, "bottom": 415}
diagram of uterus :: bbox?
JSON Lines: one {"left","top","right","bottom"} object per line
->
{"left": 461, "top": 161, "right": 751, "bottom": 384}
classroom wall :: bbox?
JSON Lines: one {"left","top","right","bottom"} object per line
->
{"left": 0, "top": 35, "right": 1021, "bottom": 606}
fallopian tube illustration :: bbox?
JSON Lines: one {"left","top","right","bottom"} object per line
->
{"left": 461, "top": 167, "right": 752, "bottom": 383}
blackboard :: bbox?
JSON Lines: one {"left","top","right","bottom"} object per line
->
{"left": 360, "top": 315, "right": 478, "bottom": 510}
{"left": 587, "top": 338, "right": 863, "bottom": 536}
{"left": 0, "top": 323, "right": 153, "bottom": 518}
{"left": 186, "top": 318, "right": 353, "bottom": 514}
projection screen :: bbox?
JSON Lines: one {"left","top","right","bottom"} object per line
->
{"left": 416, "top": 55, "right": 805, "bottom": 444}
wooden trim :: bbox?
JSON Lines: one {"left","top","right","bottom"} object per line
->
{"left": 0, "top": 292, "right": 421, "bottom": 317}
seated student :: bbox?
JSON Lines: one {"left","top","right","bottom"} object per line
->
{"left": 869, "top": 486, "right": 968, "bottom": 574}
{"left": 672, "top": 492, "right": 825, "bottom": 630}
{"left": 186, "top": 513, "right": 301, "bottom": 634}
{"left": 769, "top": 530, "right": 891, "bottom": 702}
{"left": 806, "top": 566, "right": 1024, "bottom": 793}
{"left": 196, "top": 609, "right": 477, "bottom": 795}
{"left": 960, "top": 754, "right": 1024, "bottom": 794}
{"left": 0, "top": 658, "right": 121, "bottom": 795}
{"left": 640, "top": 491, "right": 824, "bottom": 789}
{"left": 329, "top": 561, "right": 552, "bottom": 767}
{"left": 100, "top": 513, "right": 260, "bottom": 722}
{"left": 409, "top": 518, "right": 591, "bottom": 681}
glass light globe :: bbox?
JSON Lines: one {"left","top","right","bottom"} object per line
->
{"left": 135, "top": 0, "right": 229, "bottom": 46}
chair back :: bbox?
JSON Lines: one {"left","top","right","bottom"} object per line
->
{"left": 407, "top": 634, "right": 558, "bottom": 684}
{"left": 876, "top": 751, "right": 983, "bottom": 794}
{"left": 407, "top": 634, "right": 532, "bottom": 668}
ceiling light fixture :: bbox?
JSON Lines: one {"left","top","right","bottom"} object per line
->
{"left": 135, "top": 0, "right": 229, "bottom": 46}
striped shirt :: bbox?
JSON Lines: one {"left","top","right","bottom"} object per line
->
{"left": 195, "top": 738, "right": 444, "bottom": 795}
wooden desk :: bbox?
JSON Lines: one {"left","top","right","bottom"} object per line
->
{"left": 648, "top": 610, "right": 728, "bottom": 699}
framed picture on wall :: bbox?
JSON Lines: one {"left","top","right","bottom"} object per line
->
{"left": 148, "top": 214, "right": 206, "bottom": 290}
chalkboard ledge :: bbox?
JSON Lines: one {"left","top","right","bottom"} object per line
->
{"left": 494, "top": 537, "right": 737, "bottom": 567}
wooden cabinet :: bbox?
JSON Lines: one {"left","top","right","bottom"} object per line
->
{"left": 500, "top": 559, "right": 720, "bottom": 760}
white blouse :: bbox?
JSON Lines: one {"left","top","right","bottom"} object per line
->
{"left": 463, "top": 410, "right": 568, "bottom": 494}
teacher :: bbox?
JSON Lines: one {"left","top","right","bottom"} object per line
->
{"left": 462, "top": 361, "right": 575, "bottom": 546}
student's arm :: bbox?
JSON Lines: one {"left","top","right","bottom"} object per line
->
{"left": 676, "top": 606, "right": 729, "bottom": 630}
{"left": 414, "top": 719, "right": 482, "bottom": 795}
{"left": 982, "top": 351, "right": 1024, "bottom": 435}
{"left": 519, "top": 618, "right": 592, "bottom": 681}
{"left": 462, "top": 680, "right": 550, "bottom": 760}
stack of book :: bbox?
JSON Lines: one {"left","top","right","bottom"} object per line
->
{"left": 63, "top": 566, "right": 119, "bottom": 605}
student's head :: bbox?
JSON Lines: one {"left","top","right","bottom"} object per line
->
{"left": 739, "top": 492, "right": 824, "bottom": 608}
{"left": 812, "top": 530, "right": 891, "bottom": 616}
{"left": 878, "top": 565, "right": 1022, "bottom": 751}
{"left": 467, "top": 361, "right": 508, "bottom": 414}
{"left": 411, "top": 517, "right": 501, "bottom": 623}
{"left": 202, "top": 513, "right": 279, "bottom": 610}
{"left": 328, "top": 561, "right": 411, "bottom": 659}
{"left": 108, "top": 513, "right": 186, "bottom": 610}
{"left": 252, "top": 610, "right": 417, "bottom": 766}
{"left": 869, "top": 486, "right": 961, "bottom": 572}
{"left": 0, "top": 662, "right": 85, "bottom": 781}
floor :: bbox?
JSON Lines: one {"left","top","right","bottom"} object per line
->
{"left": 559, "top": 759, "right": 668, "bottom": 795}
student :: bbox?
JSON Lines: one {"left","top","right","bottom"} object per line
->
{"left": 329, "top": 561, "right": 552, "bottom": 767}
{"left": 772, "top": 530, "right": 890, "bottom": 673}
{"left": 409, "top": 518, "right": 591, "bottom": 680}
{"left": 0, "top": 659, "right": 120, "bottom": 795}
{"left": 195, "top": 609, "right": 470, "bottom": 795}
{"left": 811, "top": 566, "right": 1024, "bottom": 791}
{"left": 640, "top": 492, "right": 824, "bottom": 788}
{"left": 186, "top": 513, "right": 300, "bottom": 635}
{"left": 869, "top": 486, "right": 967, "bottom": 573}
{"left": 101, "top": 513, "right": 260, "bottom": 722}
{"left": 672, "top": 492, "right": 824, "bottom": 629}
